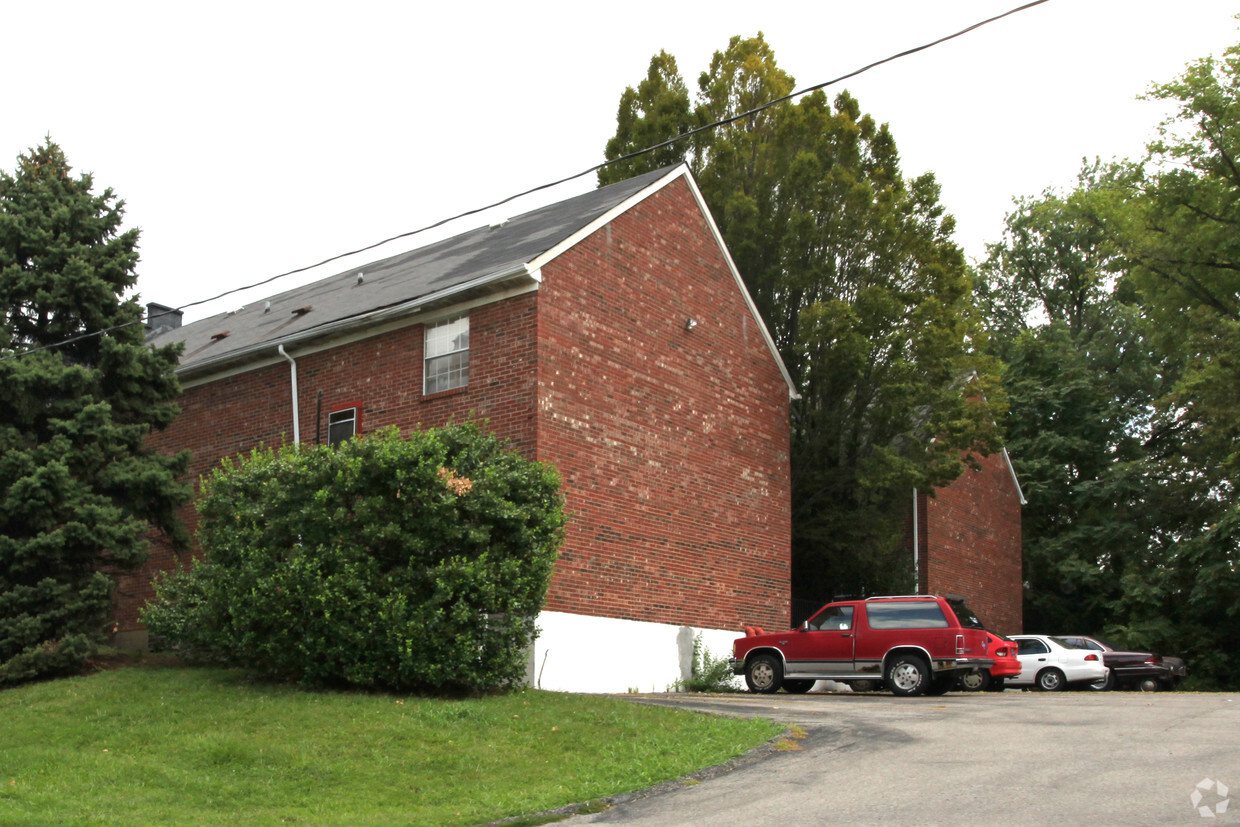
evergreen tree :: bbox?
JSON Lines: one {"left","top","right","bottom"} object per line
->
{"left": 0, "top": 139, "right": 190, "bottom": 684}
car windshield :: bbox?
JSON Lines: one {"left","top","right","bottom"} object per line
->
{"left": 945, "top": 597, "right": 986, "bottom": 630}
{"left": 1051, "top": 636, "right": 1090, "bottom": 649}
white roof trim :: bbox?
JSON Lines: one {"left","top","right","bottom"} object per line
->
{"left": 528, "top": 164, "right": 799, "bottom": 400}
{"left": 1002, "top": 446, "right": 1028, "bottom": 506}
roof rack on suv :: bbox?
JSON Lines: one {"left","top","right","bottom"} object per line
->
{"left": 864, "top": 594, "right": 931, "bottom": 601}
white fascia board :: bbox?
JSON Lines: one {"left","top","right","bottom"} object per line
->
{"left": 1002, "top": 446, "right": 1028, "bottom": 506}
{"left": 177, "top": 265, "right": 538, "bottom": 388}
{"left": 679, "top": 171, "right": 799, "bottom": 400}
{"left": 529, "top": 165, "right": 799, "bottom": 401}
{"left": 527, "top": 167, "right": 686, "bottom": 271}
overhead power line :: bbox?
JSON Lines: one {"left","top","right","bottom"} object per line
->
{"left": 1, "top": 0, "right": 1050, "bottom": 363}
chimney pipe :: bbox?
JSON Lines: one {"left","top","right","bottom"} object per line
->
{"left": 145, "top": 302, "right": 183, "bottom": 336}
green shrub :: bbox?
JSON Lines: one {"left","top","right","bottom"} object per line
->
{"left": 672, "top": 635, "right": 738, "bottom": 693}
{"left": 143, "top": 423, "right": 565, "bottom": 693}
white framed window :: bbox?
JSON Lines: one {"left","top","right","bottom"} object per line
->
{"left": 424, "top": 314, "right": 469, "bottom": 394}
{"left": 328, "top": 405, "right": 358, "bottom": 445}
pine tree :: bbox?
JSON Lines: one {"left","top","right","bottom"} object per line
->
{"left": 0, "top": 139, "right": 190, "bottom": 684}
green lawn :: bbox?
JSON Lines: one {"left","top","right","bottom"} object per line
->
{"left": 0, "top": 665, "right": 781, "bottom": 826}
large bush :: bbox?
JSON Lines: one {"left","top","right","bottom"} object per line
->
{"left": 143, "top": 424, "right": 565, "bottom": 693}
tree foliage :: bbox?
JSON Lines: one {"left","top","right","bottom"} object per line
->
{"left": 1116, "top": 44, "right": 1240, "bottom": 685}
{"left": 977, "top": 171, "right": 1172, "bottom": 634}
{"left": 599, "top": 51, "right": 695, "bottom": 186}
{"left": 143, "top": 425, "right": 566, "bottom": 694}
{"left": 601, "top": 35, "right": 1002, "bottom": 606}
{"left": 0, "top": 139, "right": 189, "bottom": 684}
{"left": 981, "top": 42, "right": 1240, "bottom": 687}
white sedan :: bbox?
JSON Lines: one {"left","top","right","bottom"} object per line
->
{"left": 1008, "top": 635, "right": 1109, "bottom": 691}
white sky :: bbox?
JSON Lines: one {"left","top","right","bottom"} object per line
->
{"left": 4, "top": 1, "right": 1238, "bottom": 323}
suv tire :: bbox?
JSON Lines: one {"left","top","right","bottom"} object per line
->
{"left": 782, "top": 679, "right": 815, "bottom": 694}
{"left": 886, "top": 654, "right": 931, "bottom": 697}
{"left": 745, "top": 653, "right": 783, "bottom": 694}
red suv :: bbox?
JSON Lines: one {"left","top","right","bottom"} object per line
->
{"left": 731, "top": 595, "right": 995, "bottom": 697}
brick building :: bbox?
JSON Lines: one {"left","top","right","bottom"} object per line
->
{"left": 912, "top": 449, "right": 1025, "bottom": 634}
{"left": 119, "top": 165, "right": 797, "bottom": 692}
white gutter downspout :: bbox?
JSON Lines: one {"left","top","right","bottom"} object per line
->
{"left": 277, "top": 345, "right": 300, "bottom": 444}
{"left": 912, "top": 487, "right": 920, "bottom": 593}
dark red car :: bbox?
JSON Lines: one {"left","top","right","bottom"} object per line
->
{"left": 1058, "top": 635, "right": 1187, "bottom": 691}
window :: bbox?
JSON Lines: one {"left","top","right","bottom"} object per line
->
{"left": 946, "top": 596, "right": 986, "bottom": 629}
{"left": 328, "top": 406, "right": 358, "bottom": 445}
{"left": 424, "top": 314, "right": 469, "bottom": 394}
{"left": 1018, "top": 638, "right": 1049, "bottom": 656}
{"left": 807, "top": 606, "right": 854, "bottom": 631}
{"left": 865, "top": 600, "right": 949, "bottom": 630}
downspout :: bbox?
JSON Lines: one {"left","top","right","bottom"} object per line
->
{"left": 277, "top": 344, "right": 300, "bottom": 444}
{"left": 912, "top": 487, "right": 920, "bottom": 594}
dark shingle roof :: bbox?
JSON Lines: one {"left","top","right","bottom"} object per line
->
{"left": 150, "top": 166, "right": 679, "bottom": 376}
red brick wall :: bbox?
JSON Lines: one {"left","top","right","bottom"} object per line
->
{"left": 115, "top": 297, "right": 541, "bottom": 631}
{"left": 116, "top": 179, "right": 793, "bottom": 638}
{"left": 919, "top": 452, "right": 1023, "bottom": 635}
{"left": 534, "top": 178, "right": 792, "bottom": 633}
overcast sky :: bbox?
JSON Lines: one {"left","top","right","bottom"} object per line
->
{"left": 5, "top": 1, "right": 1238, "bottom": 323}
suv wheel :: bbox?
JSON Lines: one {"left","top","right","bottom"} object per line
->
{"left": 744, "top": 654, "right": 783, "bottom": 694}
{"left": 885, "top": 654, "right": 931, "bottom": 697}
{"left": 1036, "top": 668, "right": 1067, "bottom": 691}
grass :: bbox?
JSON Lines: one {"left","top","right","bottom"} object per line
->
{"left": 0, "top": 666, "right": 782, "bottom": 826}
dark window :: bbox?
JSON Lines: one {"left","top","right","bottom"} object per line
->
{"left": 946, "top": 596, "right": 986, "bottom": 629}
{"left": 328, "top": 406, "right": 358, "bottom": 445}
{"left": 1018, "top": 638, "right": 1050, "bottom": 655}
{"left": 866, "top": 601, "right": 949, "bottom": 630}
{"left": 807, "top": 606, "right": 854, "bottom": 631}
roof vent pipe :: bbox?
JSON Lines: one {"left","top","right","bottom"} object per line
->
{"left": 277, "top": 344, "right": 301, "bottom": 445}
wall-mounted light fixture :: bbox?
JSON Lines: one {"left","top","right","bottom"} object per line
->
{"left": 685, "top": 317, "right": 698, "bottom": 331}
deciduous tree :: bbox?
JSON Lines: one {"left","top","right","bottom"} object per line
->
{"left": 601, "top": 36, "right": 1002, "bottom": 607}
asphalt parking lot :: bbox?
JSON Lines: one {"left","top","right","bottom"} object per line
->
{"left": 558, "top": 690, "right": 1240, "bottom": 826}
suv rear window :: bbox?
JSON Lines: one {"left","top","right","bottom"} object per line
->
{"left": 866, "top": 600, "right": 949, "bottom": 629}
{"left": 946, "top": 596, "right": 986, "bottom": 630}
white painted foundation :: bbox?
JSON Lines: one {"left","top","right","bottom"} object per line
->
{"left": 528, "top": 610, "right": 744, "bottom": 693}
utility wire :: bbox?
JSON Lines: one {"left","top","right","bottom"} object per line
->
{"left": 1, "top": 0, "right": 1050, "bottom": 362}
